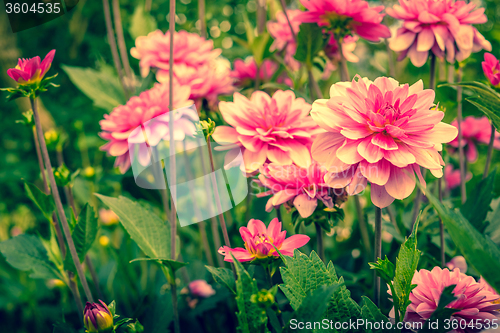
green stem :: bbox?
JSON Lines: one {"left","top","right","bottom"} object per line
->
{"left": 483, "top": 123, "right": 495, "bottom": 179}
{"left": 355, "top": 196, "right": 371, "bottom": 259}
{"left": 198, "top": 0, "right": 206, "bottom": 38}
{"left": 456, "top": 65, "right": 467, "bottom": 204}
{"left": 30, "top": 97, "right": 94, "bottom": 303}
{"left": 374, "top": 207, "right": 382, "bottom": 307}
{"left": 315, "top": 222, "right": 324, "bottom": 261}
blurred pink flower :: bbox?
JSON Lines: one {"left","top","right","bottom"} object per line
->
{"left": 268, "top": 9, "right": 302, "bottom": 71}
{"left": 188, "top": 280, "right": 215, "bottom": 298}
{"left": 483, "top": 53, "right": 500, "bottom": 87}
{"left": 131, "top": 30, "right": 234, "bottom": 106}
{"left": 479, "top": 277, "right": 500, "bottom": 302}
{"left": 387, "top": 0, "right": 491, "bottom": 67}
{"left": 404, "top": 267, "right": 500, "bottom": 332}
{"left": 255, "top": 162, "right": 342, "bottom": 218}
{"left": 449, "top": 116, "right": 500, "bottom": 163}
{"left": 218, "top": 218, "right": 310, "bottom": 262}
{"left": 98, "top": 208, "right": 119, "bottom": 226}
{"left": 99, "top": 83, "right": 195, "bottom": 173}
{"left": 446, "top": 256, "right": 468, "bottom": 273}
{"left": 296, "top": 0, "right": 391, "bottom": 42}
{"left": 444, "top": 165, "right": 471, "bottom": 190}
{"left": 321, "top": 35, "right": 359, "bottom": 79}
{"left": 231, "top": 57, "right": 292, "bottom": 87}
{"left": 311, "top": 76, "right": 458, "bottom": 208}
{"left": 212, "top": 90, "right": 322, "bottom": 173}
{"left": 7, "top": 50, "right": 55, "bottom": 85}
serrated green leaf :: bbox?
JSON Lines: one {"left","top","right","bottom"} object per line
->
{"left": 369, "top": 256, "right": 395, "bottom": 283}
{"left": 72, "top": 204, "right": 99, "bottom": 262}
{"left": 61, "top": 65, "right": 125, "bottom": 111}
{"left": 460, "top": 170, "right": 495, "bottom": 232}
{"left": 0, "top": 234, "right": 61, "bottom": 279}
{"left": 206, "top": 266, "right": 236, "bottom": 294}
{"left": 360, "top": 297, "right": 391, "bottom": 333}
{"left": 95, "top": 194, "right": 171, "bottom": 259}
{"left": 233, "top": 254, "right": 269, "bottom": 333}
{"left": 422, "top": 185, "right": 500, "bottom": 295}
{"left": 130, "top": 257, "right": 187, "bottom": 272}
{"left": 294, "top": 23, "right": 326, "bottom": 66}
{"left": 129, "top": 6, "right": 157, "bottom": 40}
{"left": 24, "top": 182, "right": 54, "bottom": 222}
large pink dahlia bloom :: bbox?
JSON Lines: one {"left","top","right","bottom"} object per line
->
{"left": 449, "top": 116, "right": 500, "bottom": 163}
{"left": 404, "top": 267, "right": 500, "bottom": 332}
{"left": 99, "top": 83, "right": 195, "bottom": 173}
{"left": 212, "top": 90, "right": 322, "bottom": 173}
{"left": 311, "top": 76, "right": 458, "bottom": 208}
{"left": 296, "top": 0, "right": 391, "bottom": 42}
{"left": 218, "top": 218, "right": 310, "bottom": 262}
{"left": 255, "top": 162, "right": 343, "bottom": 218}
{"left": 387, "top": 0, "right": 491, "bottom": 67}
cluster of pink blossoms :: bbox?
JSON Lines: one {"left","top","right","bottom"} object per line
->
{"left": 388, "top": 0, "right": 491, "bottom": 67}
{"left": 231, "top": 57, "right": 292, "bottom": 87}
{"left": 131, "top": 30, "right": 234, "bottom": 107}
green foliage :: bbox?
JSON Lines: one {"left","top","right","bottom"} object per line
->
{"left": 130, "top": 257, "right": 187, "bottom": 273}
{"left": 206, "top": 266, "right": 236, "bottom": 294}
{"left": 368, "top": 256, "right": 395, "bottom": 283}
{"left": 129, "top": 6, "right": 157, "bottom": 40}
{"left": 424, "top": 186, "right": 500, "bottom": 294}
{"left": 439, "top": 81, "right": 500, "bottom": 131}
{"left": 460, "top": 170, "right": 495, "bottom": 232}
{"left": 294, "top": 24, "right": 327, "bottom": 66}
{"left": 420, "top": 285, "right": 458, "bottom": 333}
{"left": 24, "top": 182, "right": 54, "bottom": 222}
{"left": 95, "top": 194, "right": 172, "bottom": 259}
{"left": 232, "top": 255, "right": 269, "bottom": 333}
{"left": 0, "top": 234, "right": 62, "bottom": 280}
{"left": 359, "top": 297, "right": 390, "bottom": 333}
{"left": 61, "top": 65, "right": 125, "bottom": 111}
{"left": 72, "top": 203, "right": 98, "bottom": 262}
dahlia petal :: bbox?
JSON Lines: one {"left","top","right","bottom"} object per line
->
{"left": 337, "top": 139, "right": 364, "bottom": 164}
{"left": 287, "top": 142, "right": 312, "bottom": 168}
{"left": 390, "top": 32, "right": 416, "bottom": 52}
{"left": 246, "top": 219, "right": 268, "bottom": 236}
{"left": 267, "top": 147, "right": 293, "bottom": 165}
{"left": 346, "top": 167, "right": 367, "bottom": 195}
{"left": 415, "top": 122, "right": 458, "bottom": 144}
{"left": 384, "top": 165, "right": 416, "bottom": 200}
{"left": 370, "top": 184, "right": 395, "bottom": 208}
{"left": 218, "top": 246, "right": 254, "bottom": 262}
{"left": 359, "top": 159, "right": 391, "bottom": 186}
{"left": 280, "top": 234, "right": 310, "bottom": 255}
{"left": 324, "top": 165, "right": 357, "bottom": 188}
{"left": 267, "top": 218, "right": 282, "bottom": 241}
{"left": 431, "top": 25, "right": 449, "bottom": 51}
{"left": 271, "top": 189, "right": 301, "bottom": 206}
{"left": 416, "top": 28, "right": 435, "bottom": 52}
{"left": 372, "top": 132, "right": 398, "bottom": 150}
{"left": 243, "top": 146, "right": 268, "bottom": 172}
{"left": 358, "top": 137, "right": 384, "bottom": 163}
{"left": 465, "top": 142, "right": 478, "bottom": 162}
{"left": 293, "top": 194, "right": 318, "bottom": 218}
{"left": 408, "top": 44, "right": 429, "bottom": 67}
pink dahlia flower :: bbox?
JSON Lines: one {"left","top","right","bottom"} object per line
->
{"left": 321, "top": 35, "right": 359, "bottom": 79}
{"left": 311, "top": 76, "right": 458, "bottom": 208}
{"left": 446, "top": 256, "right": 468, "bottom": 273}
{"left": 212, "top": 90, "right": 322, "bottom": 173}
{"left": 388, "top": 0, "right": 491, "bottom": 67}
{"left": 218, "top": 218, "right": 310, "bottom": 262}
{"left": 296, "top": 0, "right": 391, "bottom": 42}
{"left": 444, "top": 165, "right": 471, "bottom": 190}
{"left": 449, "top": 116, "right": 500, "bottom": 163}
{"left": 231, "top": 57, "right": 292, "bottom": 87}
{"left": 188, "top": 280, "right": 215, "bottom": 298}
{"left": 99, "top": 83, "right": 195, "bottom": 173}
{"left": 255, "top": 162, "right": 347, "bottom": 218}
{"left": 479, "top": 277, "right": 500, "bottom": 302}
{"left": 404, "top": 267, "right": 500, "bottom": 332}
{"left": 7, "top": 49, "right": 55, "bottom": 85}
{"left": 268, "top": 9, "right": 302, "bottom": 71}
{"left": 483, "top": 53, "right": 500, "bottom": 87}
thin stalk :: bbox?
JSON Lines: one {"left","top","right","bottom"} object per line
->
{"left": 30, "top": 97, "right": 94, "bottom": 302}
{"left": 265, "top": 265, "right": 273, "bottom": 288}
{"left": 68, "top": 271, "right": 84, "bottom": 317}
{"left": 112, "top": 0, "right": 133, "bottom": 89}
{"left": 355, "top": 196, "right": 371, "bottom": 259}
{"left": 245, "top": 177, "right": 252, "bottom": 223}
{"left": 335, "top": 35, "right": 350, "bottom": 81}
{"left": 256, "top": 0, "right": 266, "bottom": 35}
{"left": 145, "top": 0, "right": 152, "bottom": 12}
{"left": 374, "top": 207, "right": 382, "bottom": 307}
{"left": 198, "top": 0, "right": 206, "bottom": 38}
{"left": 168, "top": 2, "right": 180, "bottom": 332}
{"left": 315, "top": 223, "right": 324, "bottom": 261}
{"left": 456, "top": 66, "right": 467, "bottom": 204}
{"left": 307, "top": 68, "right": 323, "bottom": 100}
{"left": 102, "top": 0, "right": 129, "bottom": 98}
{"left": 279, "top": 0, "right": 296, "bottom": 42}
{"left": 483, "top": 124, "right": 495, "bottom": 179}
{"left": 439, "top": 164, "right": 444, "bottom": 267}
{"left": 385, "top": 40, "right": 395, "bottom": 77}
{"left": 385, "top": 205, "right": 400, "bottom": 235}
{"left": 276, "top": 205, "right": 282, "bottom": 222}
{"left": 85, "top": 256, "right": 104, "bottom": 299}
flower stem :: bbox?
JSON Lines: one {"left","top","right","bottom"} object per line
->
{"left": 483, "top": 124, "right": 495, "bottom": 179}
{"left": 276, "top": 205, "right": 282, "bottom": 222}
{"left": 168, "top": 0, "right": 181, "bottom": 331}
{"left": 112, "top": 0, "right": 134, "bottom": 90}
{"left": 307, "top": 68, "right": 323, "bottom": 100}
{"left": 385, "top": 40, "right": 395, "bottom": 77}
{"left": 456, "top": 65, "right": 467, "bottom": 204}
{"left": 256, "top": 0, "right": 266, "bottom": 35}
{"left": 198, "top": 0, "right": 206, "bottom": 38}
{"left": 265, "top": 265, "right": 273, "bottom": 288}
{"left": 279, "top": 0, "right": 296, "bottom": 42}
{"left": 355, "top": 196, "right": 371, "bottom": 259}
{"left": 30, "top": 97, "right": 94, "bottom": 303}
{"left": 374, "top": 207, "right": 382, "bottom": 307}
{"left": 85, "top": 256, "right": 104, "bottom": 300}
{"left": 335, "top": 35, "right": 350, "bottom": 81}
{"left": 68, "top": 271, "right": 84, "bottom": 317}
{"left": 315, "top": 222, "right": 324, "bottom": 261}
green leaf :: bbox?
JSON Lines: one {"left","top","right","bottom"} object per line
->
{"left": 423, "top": 186, "right": 500, "bottom": 294}
{"left": 360, "top": 296, "right": 390, "bottom": 333}
{"left": 205, "top": 266, "right": 236, "bottom": 294}
{"left": 466, "top": 97, "right": 500, "bottom": 133}
{"left": 61, "top": 65, "right": 125, "bottom": 111}
{"left": 95, "top": 194, "right": 171, "bottom": 259}
{"left": 284, "top": 285, "right": 338, "bottom": 333}
{"left": 130, "top": 257, "right": 187, "bottom": 272}
{"left": 252, "top": 32, "right": 273, "bottom": 65}
{"left": 420, "top": 285, "right": 458, "bottom": 333}
{"left": 24, "top": 182, "right": 54, "bottom": 222}
{"left": 233, "top": 254, "right": 269, "bottom": 333}
{"left": 72, "top": 204, "right": 99, "bottom": 262}
{"left": 460, "top": 170, "right": 495, "bottom": 232}
{"left": 368, "top": 256, "right": 395, "bottom": 283}
{"left": 0, "top": 234, "right": 61, "bottom": 279}
{"left": 294, "top": 23, "right": 326, "bottom": 66}
{"left": 129, "top": 6, "right": 157, "bottom": 40}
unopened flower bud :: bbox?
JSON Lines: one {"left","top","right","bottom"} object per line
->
{"left": 195, "top": 119, "right": 216, "bottom": 139}
{"left": 83, "top": 300, "right": 114, "bottom": 333}
{"left": 83, "top": 166, "right": 96, "bottom": 179}
{"left": 125, "top": 320, "right": 144, "bottom": 333}
{"left": 250, "top": 289, "right": 275, "bottom": 308}
{"left": 54, "top": 164, "right": 71, "bottom": 187}
{"left": 44, "top": 129, "right": 60, "bottom": 151}
{"left": 16, "top": 110, "right": 34, "bottom": 127}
